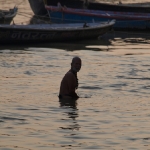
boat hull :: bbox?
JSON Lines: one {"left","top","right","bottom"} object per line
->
{"left": 88, "top": 2, "right": 150, "bottom": 13}
{"left": 46, "top": 5, "right": 150, "bottom": 31}
{"left": 0, "top": 21, "right": 115, "bottom": 44}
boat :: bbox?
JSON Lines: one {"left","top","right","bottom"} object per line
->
{"left": 0, "top": 6, "right": 18, "bottom": 24}
{"left": 87, "top": 2, "right": 150, "bottom": 13}
{"left": 45, "top": 4, "right": 150, "bottom": 31}
{"left": 0, "top": 20, "right": 115, "bottom": 44}
{"left": 28, "top": 0, "right": 150, "bottom": 16}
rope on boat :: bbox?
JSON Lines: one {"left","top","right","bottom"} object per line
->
{"left": 13, "top": 11, "right": 51, "bottom": 24}
{"left": 15, "top": 0, "right": 25, "bottom": 7}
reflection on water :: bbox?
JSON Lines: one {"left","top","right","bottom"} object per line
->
{"left": 59, "top": 99, "right": 78, "bottom": 109}
{"left": 1, "top": 0, "right": 150, "bottom": 149}
{"left": 59, "top": 99, "right": 80, "bottom": 131}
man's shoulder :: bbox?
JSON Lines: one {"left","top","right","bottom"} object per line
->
{"left": 65, "top": 71, "right": 74, "bottom": 76}
{"left": 64, "top": 71, "right": 74, "bottom": 78}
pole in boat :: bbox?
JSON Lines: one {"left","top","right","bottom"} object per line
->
{"left": 84, "top": 0, "right": 89, "bottom": 8}
{"left": 43, "top": 0, "right": 51, "bottom": 22}
{"left": 43, "top": 0, "right": 47, "bottom": 5}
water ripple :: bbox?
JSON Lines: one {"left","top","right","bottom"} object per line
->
{"left": 0, "top": 117, "right": 26, "bottom": 121}
{"left": 0, "top": 6, "right": 150, "bottom": 149}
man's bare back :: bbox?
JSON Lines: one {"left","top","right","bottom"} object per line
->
{"left": 59, "top": 57, "right": 82, "bottom": 99}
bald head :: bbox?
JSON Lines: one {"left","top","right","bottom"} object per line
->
{"left": 71, "top": 57, "right": 82, "bottom": 72}
{"left": 71, "top": 57, "right": 81, "bottom": 63}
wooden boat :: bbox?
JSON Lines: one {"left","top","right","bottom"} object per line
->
{"left": 28, "top": 0, "right": 150, "bottom": 16}
{"left": 0, "top": 20, "right": 115, "bottom": 44}
{"left": 45, "top": 5, "right": 150, "bottom": 31}
{"left": 0, "top": 7, "right": 18, "bottom": 24}
{"left": 88, "top": 2, "right": 150, "bottom": 13}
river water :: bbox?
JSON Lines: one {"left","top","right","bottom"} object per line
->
{"left": 0, "top": 0, "right": 150, "bottom": 150}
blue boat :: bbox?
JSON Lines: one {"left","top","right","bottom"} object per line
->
{"left": 45, "top": 4, "right": 150, "bottom": 31}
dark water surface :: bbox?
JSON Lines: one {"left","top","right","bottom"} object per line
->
{"left": 0, "top": 0, "right": 150, "bottom": 150}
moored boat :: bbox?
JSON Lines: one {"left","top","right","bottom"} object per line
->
{"left": 0, "top": 7, "right": 18, "bottom": 24}
{"left": 88, "top": 2, "right": 150, "bottom": 13}
{"left": 45, "top": 4, "right": 150, "bottom": 31}
{"left": 0, "top": 20, "right": 115, "bottom": 44}
{"left": 28, "top": 0, "right": 150, "bottom": 16}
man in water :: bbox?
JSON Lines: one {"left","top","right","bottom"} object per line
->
{"left": 59, "top": 57, "right": 82, "bottom": 99}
